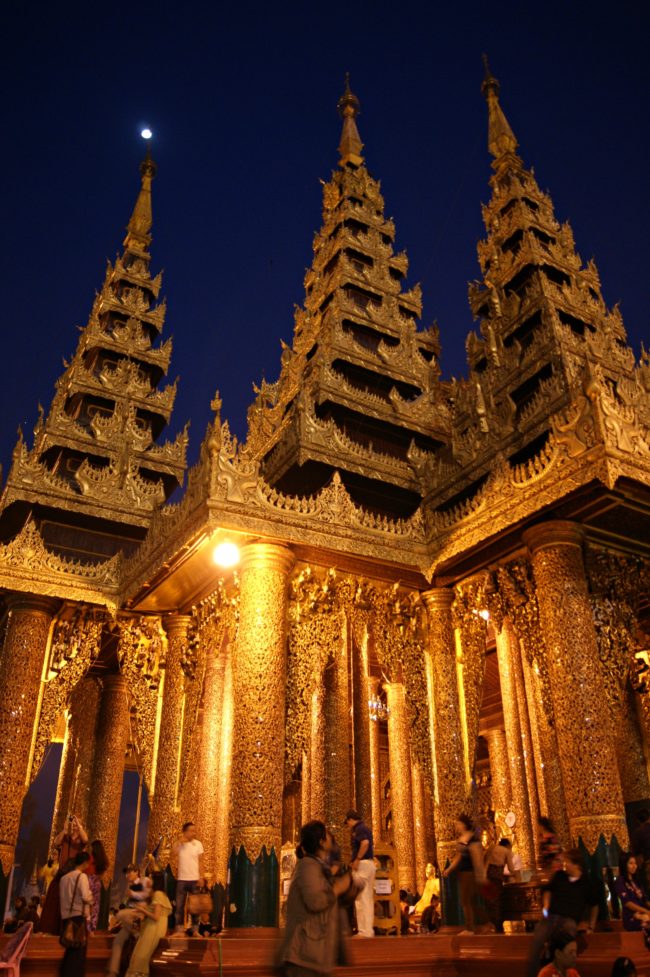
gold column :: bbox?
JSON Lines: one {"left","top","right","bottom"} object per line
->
{"left": 324, "top": 615, "right": 351, "bottom": 840}
{"left": 494, "top": 621, "right": 535, "bottom": 868}
{"left": 508, "top": 623, "right": 542, "bottom": 842}
{"left": 411, "top": 761, "right": 428, "bottom": 892}
{"left": 196, "top": 646, "right": 226, "bottom": 880}
{"left": 368, "top": 677, "right": 383, "bottom": 843}
{"left": 309, "top": 681, "right": 326, "bottom": 822}
{"left": 617, "top": 686, "right": 650, "bottom": 803}
{"left": 51, "top": 677, "right": 100, "bottom": 844}
{"left": 230, "top": 542, "right": 294, "bottom": 859}
{"left": 147, "top": 614, "right": 192, "bottom": 863}
{"left": 352, "top": 626, "right": 372, "bottom": 822}
{"left": 385, "top": 681, "right": 416, "bottom": 891}
{"left": 213, "top": 646, "right": 233, "bottom": 885}
{"left": 523, "top": 522, "right": 627, "bottom": 849}
{"left": 422, "top": 587, "right": 467, "bottom": 870}
{"left": 87, "top": 674, "right": 130, "bottom": 875}
{"left": 484, "top": 727, "right": 511, "bottom": 819}
{"left": 0, "top": 595, "right": 58, "bottom": 873}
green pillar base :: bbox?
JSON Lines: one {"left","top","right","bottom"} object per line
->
{"left": 227, "top": 845, "right": 279, "bottom": 928}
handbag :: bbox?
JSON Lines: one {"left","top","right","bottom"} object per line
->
{"left": 59, "top": 872, "right": 88, "bottom": 949}
{"left": 186, "top": 891, "right": 213, "bottom": 915}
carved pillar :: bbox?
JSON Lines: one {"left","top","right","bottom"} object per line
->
{"left": 411, "top": 761, "right": 428, "bottom": 892}
{"left": 87, "top": 674, "right": 130, "bottom": 876}
{"left": 352, "top": 625, "right": 372, "bottom": 822}
{"left": 524, "top": 522, "right": 627, "bottom": 849}
{"left": 508, "top": 622, "right": 542, "bottom": 844}
{"left": 617, "top": 686, "right": 650, "bottom": 803}
{"left": 484, "top": 727, "right": 511, "bottom": 819}
{"left": 385, "top": 681, "right": 416, "bottom": 891}
{"left": 229, "top": 542, "right": 294, "bottom": 927}
{"left": 324, "top": 615, "right": 351, "bottom": 841}
{"left": 309, "top": 681, "right": 326, "bottom": 822}
{"left": 196, "top": 646, "right": 226, "bottom": 880}
{"left": 51, "top": 677, "right": 100, "bottom": 845}
{"left": 368, "top": 677, "right": 383, "bottom": 843}
{"left": 213, "top": 646, "right": 233, "bottom": 885}
{"left": 422, "top": 588, "right": 467, "bottom": 870}
{"left": 0, "top": 595, "right": 58, "bottom": 873}
{"left": 494, "top": 621, "right": 535, "bottom": 868}
{"left": 147, "top": 614, "right": 191, "bottom": 864}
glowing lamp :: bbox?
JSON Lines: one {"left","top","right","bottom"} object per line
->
{"left": 213, "top": 541, "right": 240, "bottom": 568}
{"left": 141, "top": 128, "right": 153, "bottom": 140}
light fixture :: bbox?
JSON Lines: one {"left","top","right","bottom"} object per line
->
{"left": 368, "top": 691, "right": 389, "bottom": 722}
{"left": 478, "top": 609, "right": 490, "bottom": 621}
{"left": 141, "top": 127, "right": 153, "bottom": 140}
{"left": 213, "top": 541, "right": 240, "bottom": 568}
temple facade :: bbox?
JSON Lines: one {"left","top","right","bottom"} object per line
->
{"left": 1, "top": 66, "right": 649, "bottom": 925}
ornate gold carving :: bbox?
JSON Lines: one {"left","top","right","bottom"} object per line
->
{"left": 117, "top": 615, "right": 165, "bottom": 791}
{"left": 0, "top": 595, "right": 58, "bottom": 873}
{"left": 385, "top": 681, "right": 416, "bottom": 890}
{"left": 31, "top": 606, "right": 104, "bottom": 781}
{"left": 230, "top": 543, "right": 294, "bottom": 859}
{"left": 87, "top": 675, "right": 131, "bottom": 876}
{"left": 524, "top": 521, "right": 628, "bottom": 849}
{"left": 51, "top": 677, "right": 101, "bottom": 844}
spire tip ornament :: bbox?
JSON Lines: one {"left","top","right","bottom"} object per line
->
{"left": 480, "top": 56, "right": 519, "bottom": 161}
{"left": 337, "top": 73, "right": 364, "bottom": 166}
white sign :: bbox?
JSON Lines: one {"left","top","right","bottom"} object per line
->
{"left": 375, "top": 879, "right": 392, "bottom": 895}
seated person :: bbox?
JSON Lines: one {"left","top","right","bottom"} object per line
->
{"left": 537, "top": 929, "right": 581, "bottom": 977}
{"left": 106, "top": 864, "right": 153, "bottom": 977}
{"left": 615, "top": 853, "right": 650, "bottom": 932}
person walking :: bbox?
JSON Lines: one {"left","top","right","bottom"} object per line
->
{"left": 538, "top": 817, "right": 562, "bottom": 876}
{"left": 41, "top": 814, "right": 88, "bottom": 934}
{"left": 59, "top": 851, "right": 92, "bottom": 977}
{"left": 125, "top": 872, "right": 172, "bottom": 977}
{"left": 344, "top": 810, "right": 376, "bottom": 938}
{"left": 171, "top": 822, "right": 204, "bottom": 936}
{"left": 105, "top": 864, "right": 153, "bottom": 977}
{"left": 278, "top": 820, "right": 355, "bottom": 977}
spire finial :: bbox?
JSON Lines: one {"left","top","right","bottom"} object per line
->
{"left": 480, "top": 56, "right": 518, "bottom": 160}
{"left": 337, "top": 73, "right": 364, "bottom": 166}
{"left": 124, "top": 137, "right": 157, "bottom": 249}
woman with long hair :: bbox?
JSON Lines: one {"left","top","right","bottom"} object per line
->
{"left": 614, "top": 853, "right": 650, "bottom": 933}
{"left": 279, "top": 820, "right": 356, "bottom": 977}
{"left": 85, "top": 840, "right": 109, "bottom": 931}
{"left": 125, "top": 871, "right": 172, "bottom": 977}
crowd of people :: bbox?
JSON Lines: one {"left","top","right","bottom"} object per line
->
{"left": 5, "top": 804, "right": 650, "bottom": 977}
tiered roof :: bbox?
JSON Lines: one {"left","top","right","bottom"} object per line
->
{"left": 0, "top": 151, "right": 187, "bottom": 557}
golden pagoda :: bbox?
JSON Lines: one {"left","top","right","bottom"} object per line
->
{"left": 0, "top": 66, "right": 649, "bottom": 939}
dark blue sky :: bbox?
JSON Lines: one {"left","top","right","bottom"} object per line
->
{"left": 2, "top": 0, "right": 648, "bottom": 479}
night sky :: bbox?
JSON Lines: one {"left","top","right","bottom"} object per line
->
{"left": 1, "top": 0, "right": 648, "bottom": 482}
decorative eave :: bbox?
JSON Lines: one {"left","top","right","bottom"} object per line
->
{"left": 0, "top": 519, "right": 120, "bottom": 608}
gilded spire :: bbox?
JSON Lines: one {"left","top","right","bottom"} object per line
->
{"left": 124, "top": 146, "right": 157, "bottom": 249}
{"left": 337, "top": 73, "right": 364, "bottom": 166}
{"left": 481, "top": 55, "right": 518, "bottom": 160}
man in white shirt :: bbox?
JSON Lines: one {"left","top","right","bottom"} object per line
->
{"left": 59, "top": 851, "right": 92, "bottom": 977}
{"left": 171, "top": 821, "right": 204, "bottom": 936}
{"left": 106, "top": 863, "right": 153, "bottom": 977}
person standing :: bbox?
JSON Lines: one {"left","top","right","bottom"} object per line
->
{"left": 59, "top": 851, "right": 92, "bottom": 977}
{"left": 171, "top": 822, "right": 204, "bottom": 936}
{"left": 344, "top": 810, "right": 376, "bottom": 938}
{"left": 106, "top": 864, "right": 153, "bottom": 977}
{"left": 85, "top": 840, "right": 109, "bottom": 932}
{"left": 41, "top": 814, "right": 88, "bottom": 935}
{"left": 483, "top": 838, "right": 519, "bottom": 932}
{"left": 442, "top": 814, "right": 485, "bottom": 934}
{"left": 278, "top": 820, "right": 354, "bottom": 977}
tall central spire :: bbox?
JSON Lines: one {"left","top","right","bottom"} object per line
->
{"left": 481, "top": 55, "right": 518, "bottom": 161}
{"left": 125, "top": 148, "right": 157, "bottom": 250}
{"left": 337, "top": 73, "right": 364, "bottom": 166}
